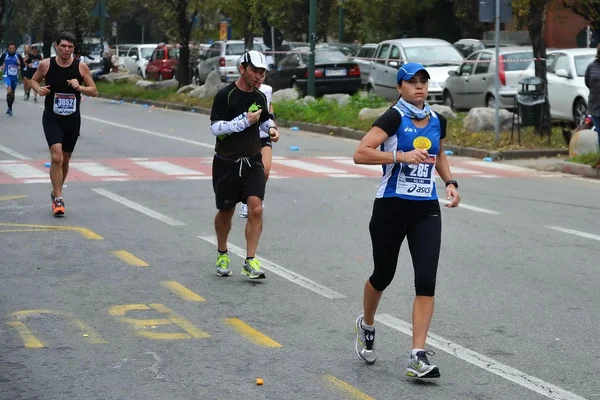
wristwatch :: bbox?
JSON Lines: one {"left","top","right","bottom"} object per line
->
{"left": 445, "top": 180, "right": 459, "bottom": 189}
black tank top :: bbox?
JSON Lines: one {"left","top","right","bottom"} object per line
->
{"left": 44, "top": 57, "right": 83, "bottom": 117}
{"left": 28, "top": 53, "right": 42, "bottom": 69}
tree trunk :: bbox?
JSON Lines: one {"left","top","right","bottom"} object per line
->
{"left": 0, "top": 0, "right": 5, "bottom": 44}
{"left": 528, "top": 0, "right": 551, "bottom": 136}
{"left": 175, "top": 3, "right": 192, "bottom": 87}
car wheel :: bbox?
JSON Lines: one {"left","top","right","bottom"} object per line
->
{"left": 158, "top": 72, "right": 163, "bottom": 82}
{"left": 137, "top": 68, "right": 143, "bottom": 77}
{"left": 486, "top": 94, "right": 495, "bottom": 108}
{"left": 443, "top": 91, "right": 454, "bottom": 110}
{"left": 573, "top": 98, "right": 587, "bottom": 126}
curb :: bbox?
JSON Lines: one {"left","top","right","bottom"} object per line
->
{"left": 556, "top": 160, "right": 600, "bottom": 179}
{"left": 96, "top": 93, "right": 569, "bottom": 160}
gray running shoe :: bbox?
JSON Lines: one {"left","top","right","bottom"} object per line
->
{"left": 216, "top": 253, "right": 232, "bottom": 277}
{"left": 242, "top": 258, "right": 266, "bottom": 279}
{"left": 354, "top": 316, "right": 376, "bottom": 364}
{"left": 406, "top": 350, "right": 440, "bottom": 378}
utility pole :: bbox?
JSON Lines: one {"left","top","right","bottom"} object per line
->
{"left": 308, "top": 0, "right": 316, "bottom": 97}
{"left": 338, "top": 0, "right": 344, "bottom": 42}
{"left": 493, "top": 0, "right": 501, "bottom": 143}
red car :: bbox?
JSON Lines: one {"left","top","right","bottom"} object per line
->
{"left": 146, "top": 44, "right": 179, "bottom": 81}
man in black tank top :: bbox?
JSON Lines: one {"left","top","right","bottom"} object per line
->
{"left": 31, "top": 32, "right": 97, "bottom": 217}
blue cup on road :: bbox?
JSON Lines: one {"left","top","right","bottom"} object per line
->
{"left": 291, "top": 126, "right": 299, "bottom": 131}
{"left": 290, "top": 146, "right": 300, "bottom": 151}
{"left": 483, "top": 157, "right": 493, "bottom": 162}
{"left": 444, "top": 150, "right": 454, "bottom": 156}
{"left": 44, "top": 162, "right": 51, "bottom": 168}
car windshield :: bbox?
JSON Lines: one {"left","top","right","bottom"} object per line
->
{"left": 226, "top": 43, "right": 264, "bottom": 55}
{"left": 403, "top": 45, "right": 464, "bottom": 67}
{"left": 502, "top": 52, "right": 534, "bottom": 71}
{"left": 300, "top": 50, "right": 348, "bottom": 64}
{"left": 575, "top": 54, "right": 595, "bottom": 76}
{"left": 141, "top": 48, "right": 154, "bottom": 59}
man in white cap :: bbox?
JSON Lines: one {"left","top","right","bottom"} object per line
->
{"left": 209, "top": 50, "right": 279, "bottom": 279}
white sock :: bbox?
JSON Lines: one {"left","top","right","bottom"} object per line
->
{"left": 411, "top": 348, "right": 425, "bottom": 357}
{"left": 361, "top": 319, "right": 374, "bottom": 331}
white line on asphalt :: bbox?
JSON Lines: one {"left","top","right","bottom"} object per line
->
{"left": 376, "top": 314, "right": 588, "bottom": 400}
{"left": 81, "top": 115, "right": 215, "bottom": 149}
{"left": 327, "top": 173, "right": 364, "bottom": 178}
{"left": 546, "top": 226, "right": 600, "bottom": 242}
{"left": 70, "top": 162, "right": 128, "bottom": 176}
{"left": 198, "top": 235, "right": 346, "bottom": 299}
{"left": 135, "top": 160, "right": 204, "bottom": 176}
{"left": 0, "top": 144, "right": 31, "bottom": 160}
{"left": 23, "top": 178, "right": 51, "bottom": 184}
{"left": 276, "top": 159, "right": 348, "bottom": 174}
{"left": 0, "top": 163, "right": 47, "bottom": 178}
{"left": 465, "top": 160, "right": 536, "bottom": 172}
{"left": 92, "top": 188, "right": 186, "bottom": 226}
{"left": 438, "top": 199, "right": 501, "bottom": 214}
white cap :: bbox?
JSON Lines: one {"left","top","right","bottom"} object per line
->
{"left": 240, "top": 50, "right": 268, "bottom": 70}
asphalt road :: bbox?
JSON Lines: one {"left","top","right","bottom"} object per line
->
{"left": 1, "top": 87, "right": 599, "bottom": 400}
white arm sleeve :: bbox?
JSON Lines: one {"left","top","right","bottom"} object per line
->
{"left": 259, "top": 119, "right": 275, "bottom": 134}
{"left": 210, "top": 113, "right": 251, "bottom": 136}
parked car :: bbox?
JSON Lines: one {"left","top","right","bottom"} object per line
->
{"left": 443, "top": 47, "right": 533, "bottom": 110}
{"left": 367, "top": 38, "right": 464, "bottom": 103}
{"left": 351, "top": 43, "right": 378, "bottom": 86}
{"left": 521, "top": 48, "right": 595, "bottom": 125}
{"left": 453, "top": 38, "right": 518, "bottom": 57}
{"left": 123, "top": 44, "right": 158, "bottom": 78}
{"left": 265, "top": 48, "right": 361, "bottom": 97}
{"left": 146, "top": 44, "right": 179, "bottom": 81}
{"left": 196, "top": 40, "right": 267, "bottom": 84}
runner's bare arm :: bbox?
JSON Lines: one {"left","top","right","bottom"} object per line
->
{"left": 31, "top": 59, "right": 50, "bottom": 95}
{"left": 75, "top": 62, "right": 98, "bottom": 97}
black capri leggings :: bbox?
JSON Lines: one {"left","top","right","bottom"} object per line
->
{"left": 368, "top": 197, "right": 441, "bottom": 296}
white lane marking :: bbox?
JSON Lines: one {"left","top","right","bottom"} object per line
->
{"left": 465, "top": 160, "right": 535, "bottom": 172}
{"left": 546, "top": 226, "right": 600, "bottom": 242}
{"left": 198, "top": 235, "right": 346, "bottom": 299}
{"left": 438, "top": 199, "right": 501, "bottom": 214}
{"left": 376, "top": 314, "right": 588, "bottom": 400}
{"left": 275, "top": 159, "right": 347, "bottom": 174}
{"left": 177, "top": 176, "right": 211, "bottom": 180}
{"left": 81, "top": 115, "right": 215, "bottom": 149}
{"left": 23, "top": 178, "right": 51, "bottom": 184}
{"left": 0, "top": 144, "right": 31, "bottom": 160}
{"left": 334, "top": 159, "right": 382, "bottom": 172}
{"left": 92, "top": 188, "right": 185, "bottom": 226}
{"left": 129, "top": 157, "right": 149, "bottom": 161}
{"left": 70, "top": 162, "right": 128, "bottom": 176}
{"left": 475, "top": 175, "right": 499, "bottom": 178}
{"left": 101, "top": 177, "right": 130, "bottom": 182}
{"left": 327, "top": 173, "right": 364, "bottom": 178}
{"left": 135, "top": 161, "right": 204, "bottom": 176}
{"left": 449, "top": 166, "right": 484, "bottom": 175}
{"left": 0, "top": 163, "right": 47, "bottom": 178}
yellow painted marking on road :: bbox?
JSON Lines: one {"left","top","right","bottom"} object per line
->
{"left": 111, "top": 250, "right": 149, "bottom": 267}
{"left": 0, "top": 223, "right": 103, "bottom": 239}
{"left": 323, "top": 374, "right": 375, "bottom": 400}
{"left": 7, "top": 321, "right": 45, "bottom": 348}
{"left": 0, "top": 195, "right": 27, "bottom": 201}
{"left": 10, "top": 309, "right": 106, "bottom": 346}
{"left": 108, "top": 303, "right": 210, "bottom": 340}
{"left": 0, "top": 228, "right": 56, "bottom": 233}
{"left": 161, "top": 281, "right": 205, "bottom": 302}
{"left": 224, "top": 318, "right": 282, "bottom": 348}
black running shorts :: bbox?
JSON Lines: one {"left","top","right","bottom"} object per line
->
{"left": 42, "top": 110, "right": 81, "bottom": 153}
{"left": 260, "top": 137, "right": 272, "bottom": 148}
{"left": 212, "top": 153, "right": 266, "bottom": 210}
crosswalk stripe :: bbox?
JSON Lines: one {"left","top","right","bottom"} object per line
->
{"left": 70, "top": 162, "right": 127, "bottom": 177}
{"left": 275, "top": 159, "right": 347, "bottom": 173}
{"left": 333, "top": 159, "right": 382, "bottom": 172}
{"left": 134, "top": 161, "right": 204, "bottom": 176}
{"left": 0, "top": 164, "right": 47, "bottom": 178}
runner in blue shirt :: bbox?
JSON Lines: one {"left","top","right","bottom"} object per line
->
{"left": 0, "top": 43, "right": 24, "bottom": 116}
{"left": 353, "top": 62, "right": 460, "bottom": 378}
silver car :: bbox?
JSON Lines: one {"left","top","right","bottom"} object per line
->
{"left": 350, "top": 43, "right": 377, "bottom": 86}
{"left": 367, "top": 38, "right": 464, "bottom": 103}
{"left": 196, "top": 40, "right": 267, "bottom": 84}
{"left": 443, "top": 47, "right": 533, "bottom": 110}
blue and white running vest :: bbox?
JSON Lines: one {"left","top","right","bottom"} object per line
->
{"left": 376, "top": 108, "right": 442, "bottom": 200}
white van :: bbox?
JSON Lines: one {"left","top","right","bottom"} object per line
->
{"left": 367, "top": 38, "right": 464, "bottom": 103}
